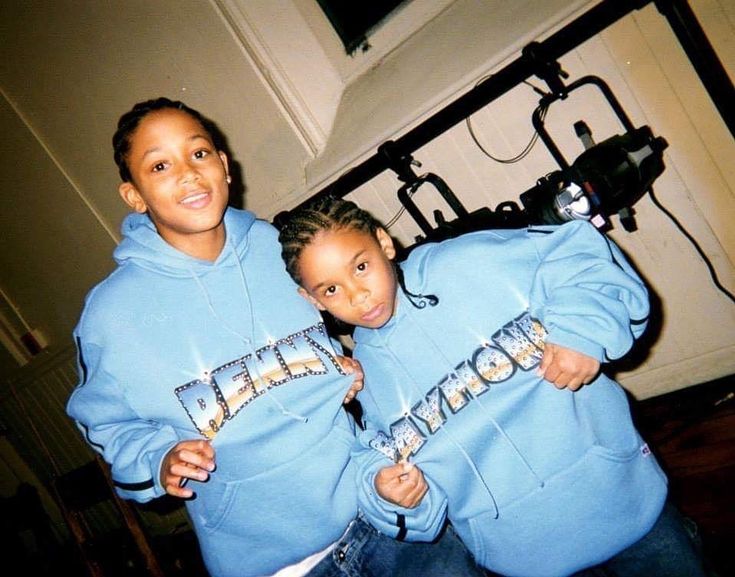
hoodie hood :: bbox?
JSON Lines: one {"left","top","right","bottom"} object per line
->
{"left": 114, "top": 207, "right": 256, "bottom": 276}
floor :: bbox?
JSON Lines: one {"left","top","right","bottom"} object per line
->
{"left": 632, "top": 374, "right": 735, "bottom": 577}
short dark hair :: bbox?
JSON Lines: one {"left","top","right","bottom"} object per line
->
{"left": 112, "top": 97, "right": 219, "bottom": 182}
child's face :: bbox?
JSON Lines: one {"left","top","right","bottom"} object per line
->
{"left": 118, "top": 108, "right": 230, "bottom": 256}
{"left": 297, "top": 227, "right": 398, "bottom": 329}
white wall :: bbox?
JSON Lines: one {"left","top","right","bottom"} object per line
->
{"left": 0, "top": 0, "right": 733, "bottom": 400}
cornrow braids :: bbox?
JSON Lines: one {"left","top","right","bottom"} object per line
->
{"left": 112, "top": 97, "right": 219, "bottom": 183}
{"left": 278, "top": 195, "right": 380, "bottom": 285}
{"left": 278, "top": 196, "right": 438, "bottom": 310}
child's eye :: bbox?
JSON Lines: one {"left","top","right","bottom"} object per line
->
{"left": 324, "top": 286, "right": 337, "bottom": 297}
{"left": 356, "top": 261, "right": 368, "bottom": 273}
{"left": 193, "top": 149, "right": 210, "bottom": 160}
{"left": 152, "top": 162, "right": 167, "bottom": 173}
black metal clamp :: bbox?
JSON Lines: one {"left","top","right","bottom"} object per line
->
{"left": 378, "top": 140, "right": 470, "bottom": 236}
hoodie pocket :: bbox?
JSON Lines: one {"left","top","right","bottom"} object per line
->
{"left": 576, "top": 378, "right": 642, "bottom": 455}
{"left": 198, "top": 423, "right": 356, "bottom": 533}
{"left": 188, "top": 423, "right": 358, "bottom": 577}
{"left": 462, "top": 442, "right": 667, "bottom": 577}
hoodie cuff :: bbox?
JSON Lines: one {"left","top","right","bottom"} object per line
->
{"left": 546, "top": 328, "right": 604, "bottom": 362}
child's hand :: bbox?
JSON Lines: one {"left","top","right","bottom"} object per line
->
{"left": 338, "top": 355, "right": 364, "bottom": 404}
{"left": 374, "top": 461, "right": 428, "bottom": 508}
{"left": 160, "top": 439, "right": 216, "bottom": 498}
{"left": 538, "top": 343, "right": 600, "bottom": 391}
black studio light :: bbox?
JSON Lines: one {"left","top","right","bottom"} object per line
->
{"left": 520, "top": 123, "right": 668, "bottom": 232}
{"left": 275, "top": 70, "right": 669, "bottom": 247}
{"left": 372, "top": 74, "right": 669, "bottom": 246}
{"left": 516, "top": 74, "right": 669, "bottom": 233}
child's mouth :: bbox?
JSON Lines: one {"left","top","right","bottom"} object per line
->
{"left": 361, "top": 304, "right": 384, "bottom": 323}
{"left": 181, "top": 191, "right": 210, "bottom": 208}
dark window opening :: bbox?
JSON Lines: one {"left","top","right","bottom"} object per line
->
{"left": 317, "top": 0, "right": 408, "bottom": 55}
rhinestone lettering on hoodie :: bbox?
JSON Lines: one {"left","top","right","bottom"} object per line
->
{"left": 176, "top": 323, "right": 341, "bottom": 438}
{"left": 369, "top": 312, "right": 547, "bottom": 462}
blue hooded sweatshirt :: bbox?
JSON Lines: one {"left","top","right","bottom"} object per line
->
{"left": 352, "top": 220, "right": 668, "bottom": 577}
{"left": 67, "top": 208, "right": 359, "bottom": 577}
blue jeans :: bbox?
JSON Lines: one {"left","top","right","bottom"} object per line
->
{"left": 570, "top": 500, "right": 710, "bottom": 577}
{"left": 306, "top": 516, "right": 485, "bottom": 577}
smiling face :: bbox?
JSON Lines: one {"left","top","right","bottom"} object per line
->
{"left": 118, "top": 108, "right": 230, "bottom": 260}
{"left": 296, "top": 226, "right": 399, "bottom": 329}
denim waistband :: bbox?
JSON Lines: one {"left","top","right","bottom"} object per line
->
{"left": 333, "top": 516, "right": 374, "bottom": 563}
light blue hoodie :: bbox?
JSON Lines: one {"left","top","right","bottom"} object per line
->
{"left": 67, "top": 208, "right": 359, "bottom": 577}
{"left": 352, "top": 220, "right": 667, "bottom": 577}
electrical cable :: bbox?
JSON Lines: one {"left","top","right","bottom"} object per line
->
{"left": 384, "top": 201, "right": 409, "bottom": 230}
{"left": 472, "top": 75, "right": 734, "bottom": 306}
{"left": 386, "top": 81, "right": 549, "bottom": 230}
{"left": 388, "top": 77, "right": 734, "bottom": 311}
{"left": 466, "top": 80, "right": 549, "bottom": 164}
{"left": 647, "top": 188, "right": 735, "bottom": 304}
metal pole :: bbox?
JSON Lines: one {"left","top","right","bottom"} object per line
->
{"left": 655, "top": 0, "right": 735, "bottom": 138}
{"left": 293, "top": 0, "right": 731, "bottom": 210}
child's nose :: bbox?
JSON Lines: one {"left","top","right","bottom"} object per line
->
{"left": 350, "top": 287, "right": 369, "bottom": 306}
{"left": 179, "top": 163, "right": 201, "bottom": 184}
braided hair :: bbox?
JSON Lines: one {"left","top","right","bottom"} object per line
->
{"left": 278, "top": 196, "right": 438, "bottom": 310}
{"left": 112, "top": 97, "right": 220, "bottom": 183}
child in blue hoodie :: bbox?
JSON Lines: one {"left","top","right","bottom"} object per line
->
{"left": 278, "top": 196, "right": 709, "bottom": 577}
{"left": 66, "top": 99, "right": 485, "bottom": 577}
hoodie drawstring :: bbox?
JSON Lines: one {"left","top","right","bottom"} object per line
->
{"left": 384, "top": 303, "right": 547, "bottom": 513}
{"left": 373, "top": 344, "right": 500, "bottom": 518}
{"left": 406, "top": 305, "right": 545, "bottom": 487}
{"left": 189, "top": 234, "right": 308, "bottom": 424}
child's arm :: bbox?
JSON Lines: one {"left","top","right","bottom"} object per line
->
{"left": 529, "top": 220, "right": 650, "bottom": 366}
{"left": 67, "top": 337, "right": 183, "bottom": 503}
{"left": 337, "top": 355, "right": 364, "bottom": 404}
{"left": 373, "top": 461, "right": 428, "bottom": 508}
{"left": 159, "top": 439, "right": 216, "bottom": 498}
{"left": 352, "top": 427, "right": 448, "bottom": 541}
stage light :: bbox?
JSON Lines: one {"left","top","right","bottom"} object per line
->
{"left": 520, "top": 125, "right": 668, "bottom": 232}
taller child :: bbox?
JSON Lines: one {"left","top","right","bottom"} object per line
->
{"left": 66, "top": 99, "right": 484, "bottom": 577}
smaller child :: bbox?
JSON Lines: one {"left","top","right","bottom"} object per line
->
{"left": 278, "top": 196, "right": 708, "bottom": 577}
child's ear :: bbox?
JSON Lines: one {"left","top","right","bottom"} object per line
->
{"left": 297, "top": 287, "right": 326, "bottom": 311}
{"left": 218, "top": 151, "right": 229, "bottom": 180}
{"left": 119, "top": 182, "right": 147, "bottom": 214}
{"left": 376, "top": 228, "right": 396, "bottom": 260}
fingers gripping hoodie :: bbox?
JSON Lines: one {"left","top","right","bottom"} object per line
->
{"left": 352, "top": 220, "right": 667, "bottom": 577}
{"left": 67, "top": 208, "right": 359, "bottom": 577}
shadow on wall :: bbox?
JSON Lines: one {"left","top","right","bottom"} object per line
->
{"left": 206, "top": 115, "right": 246, "bottom": 211}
